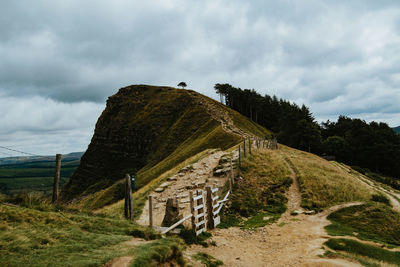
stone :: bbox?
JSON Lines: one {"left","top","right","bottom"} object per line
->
{"left": 160, "top": 182, "right": 170, "bottom": 188}
{"left": 167, "top": 176, "right": 177, "bottom": 181}
{"left": 154, "top": 187, "right": 164, "bottom": 193}
{"left": 162, "top": 198, "right": 182, "bottom": 227}
{"left": 263, "top": 216, "right": 272, "bottom": 221}
{"left": 304, "top": 210, "right": 316, "bottom": 215}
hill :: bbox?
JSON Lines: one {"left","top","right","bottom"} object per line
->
{"left": 0, "top": 152, "right": 82, "bottom": 195}
{"left": 394, "top": 126, "right": 400, "bottom": 134}
{"left": 61, "top": 85, "right": 270, "bottom": 207}
{"left": 2, "top": 85, "right": 400, "bottom": 266}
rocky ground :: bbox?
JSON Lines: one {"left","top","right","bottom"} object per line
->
{"left": 137, "top": 149, "right": 237, "bottom": 228}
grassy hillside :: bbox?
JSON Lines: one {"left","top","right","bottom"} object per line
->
{"left": 324, "top": 203, "right": 400, "bottom": 266}
{"left": 62, "top": 85, "right": 270, "bottom": 209}
{"left": 219, "top": 148, "right": 292, "bottom": 229}
{"left": 281, "top": 145, "right": 372, "bottom": 211}
{"left": 0, "top": 202, "right": 184, "bottom": 267}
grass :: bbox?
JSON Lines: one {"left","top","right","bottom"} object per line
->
{"left": 62, "top": 85, "right": 271, "bottom": 210}
{"left": 193, "top": 252, "right": 223, "bottom": 267}
{"left": 96, "top": 149, "right": 217, "bottom": 219}
{"left": 178, "top": 228, "right": 212, "bottom": 247}
{"left": 0, "top": 202, "right": 170, "bottom": 267}
{"left": 0, "top": 160, "right": 79, "bottom": 195}
{"left": 351, "top": 165, "right": 400, "bottom": 191}
{"left": 280, "top": 145, "right": 372, "bottom": 211}
{"left": 326, "top": 203, "right": 400, "bottom": 246}
{"left": 219, "top": 148, "right": 292, "bottom": 228}
{"left": 325, "top": 238, "right": 400, "bottom": 266}
{"left": 131, "top": 237, "right": 185, "bottom": 267}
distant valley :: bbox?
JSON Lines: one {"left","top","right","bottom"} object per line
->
{"left": 0, "top": 152, "right": 83, "bottom": 195}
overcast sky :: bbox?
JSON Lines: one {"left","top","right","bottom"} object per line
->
{"left": 1, "top": 0, "right": 400, "bottom": 156}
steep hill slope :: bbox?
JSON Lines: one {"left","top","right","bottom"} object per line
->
{"left": 61, "top": 85, "right": 269, "bottom": 206}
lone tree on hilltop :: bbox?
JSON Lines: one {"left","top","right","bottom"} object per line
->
{"left": 177, "top": 82, "right": 187, "bottom": 89}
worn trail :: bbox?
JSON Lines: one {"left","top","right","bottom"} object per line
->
{"left": 186, "top": 160, "right": 362, "bottom": 267}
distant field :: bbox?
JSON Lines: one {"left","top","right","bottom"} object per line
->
{"left": 0, "top": 157, "right": 80, "bottom": 195}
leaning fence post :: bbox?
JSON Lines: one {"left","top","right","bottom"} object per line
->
{"left": 248, "top": 137, "right": 251, "bottom": 154}
{"left": 238, "top": 145, "right": 242, "bottom": 167}
{"left": 125, "top": 174, "right": 133, "bottom": 221}
{"left": 189, "top": 191, "right": 195, "bottom": 230}
{"left": 124, "top": 180, "right": 129, "bottom": 219}
{"left": 243, "top": 138, "right": 246, "bottom": 157}
{"left": 206, "top": 186, "right": 214, "bottom": 230}
{"left": 52, "top": 154, "right": 62, "bottom": 203}
{"left": 230, "top": 158, "right": 234, "bottom": 184}
{"left": 149, "top": 195, "right": 153, "bottom": 228}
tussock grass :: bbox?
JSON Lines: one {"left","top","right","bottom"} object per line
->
{"left": 131, "top": 237, "right": 185, "bottom": 267}
{"left": 325, "top": 238, "right": 400, "bottom": 266}
{"left": 220, "top": 149, "right": 292, "bottom": 228}
{"left": 280, "top": 145, "right": 372, "bottom": 211}
{"left": 326, "top": 203, "right": 400, "bottom": 246}
{"left": 0, "top": 203, "right": 161, "bottom": 267}
{"left": 193, "top": 252, "right": 223, "bottom": 267}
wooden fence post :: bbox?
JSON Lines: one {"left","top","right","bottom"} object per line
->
{"left": 149, "top": 195, "right": 153, "bottom": 228}
{"left": 206, "top": 186, "right": 214, "bottom": 229}
{"left": 125, "top": 174, "right": 133, "bottom": 221}
{"left": 238, "top": 145, "right": 241, "bottom": 167}
{"left": 230, "top": 158, "right": 234, "bottom": 184}
{"left": 52, "top": 154, "right": 62, "bottom": 203}
{"left": 248, "top": 137, "right": 251, "bottom": 155}
{"left": 189, "top": 191, "right": 195, "bottom": 230}
{"left": 243, "top": 138, "right": 246, "bottom": 157}
{"left": 124, "top": 180, "right": 128, "bottom": 219}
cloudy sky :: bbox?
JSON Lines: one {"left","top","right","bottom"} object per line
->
{"left": 1, "top": 0, "right": 400, "bottom": 156}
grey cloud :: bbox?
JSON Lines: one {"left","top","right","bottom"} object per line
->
{"left": 1, "top": 0, "right": 400, "bottom": 154}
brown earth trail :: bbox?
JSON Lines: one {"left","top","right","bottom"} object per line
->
{"left": 185, "top": 161, "right": 362, "bottom": 267}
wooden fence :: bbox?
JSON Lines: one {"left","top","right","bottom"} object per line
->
{"left": 133, "top": 136, "right": 279, "bottom": 234}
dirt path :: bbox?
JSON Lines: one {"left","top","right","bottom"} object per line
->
{"left": 186, "top": 159, "right": 362, "bottom": 267}
{"left": 186, "top": 202, "right": 363, "bottom": 267}
{"left": 137, "top": 149, "right": 236, "bottom": 228}
{"left": 281, "top": 157, "right": 302, "bottom": 220}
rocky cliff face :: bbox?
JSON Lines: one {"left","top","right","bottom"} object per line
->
{"left": 61, "top": 85, "right": 240, "bottom": 201}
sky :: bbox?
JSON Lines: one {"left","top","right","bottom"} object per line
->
{"left": 1, "top": 0, "right": 400, "bottom": 156}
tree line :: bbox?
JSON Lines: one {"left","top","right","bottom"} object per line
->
{"left": 215, "top": 83, "right": 400, "bottom": 179}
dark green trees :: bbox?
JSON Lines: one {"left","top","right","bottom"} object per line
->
{"left": 215, "top": 83, "right": 400, "bottom": 179}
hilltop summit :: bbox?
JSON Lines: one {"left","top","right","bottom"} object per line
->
{"left": 61, "top": 85, "right": 268, "bottom": 203}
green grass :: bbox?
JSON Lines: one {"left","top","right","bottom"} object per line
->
{"left": 131, "top": 237, "right": 185, "bottom": 267}
{"left": 62, "top": 85, "right": 271, "bottom": 210}
{"left": 0, "top": 203, "right": 167, "bottom": 267}
{"left": 325, "top": 238, "right": 400, "bottom": 266}
{"left": 178, "top": 228, "right": 212, "bottom": 247}
{"left": 0, "top": 159, "right": 79, "bottom": 195}
{"left": 281, "top": 145, "right": 372, "bottom": 211}
{"left": 326, "top": 203, "right": 400, "bottom": 246}
{"left": 219, "top": 148, "right": 292, "bottom": 228}
{"left": 193, "top": 252, "right": 223, "bottom": 267}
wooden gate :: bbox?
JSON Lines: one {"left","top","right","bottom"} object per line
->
{"left": 190, "top": 190, "right": 207, "bottom": 235}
